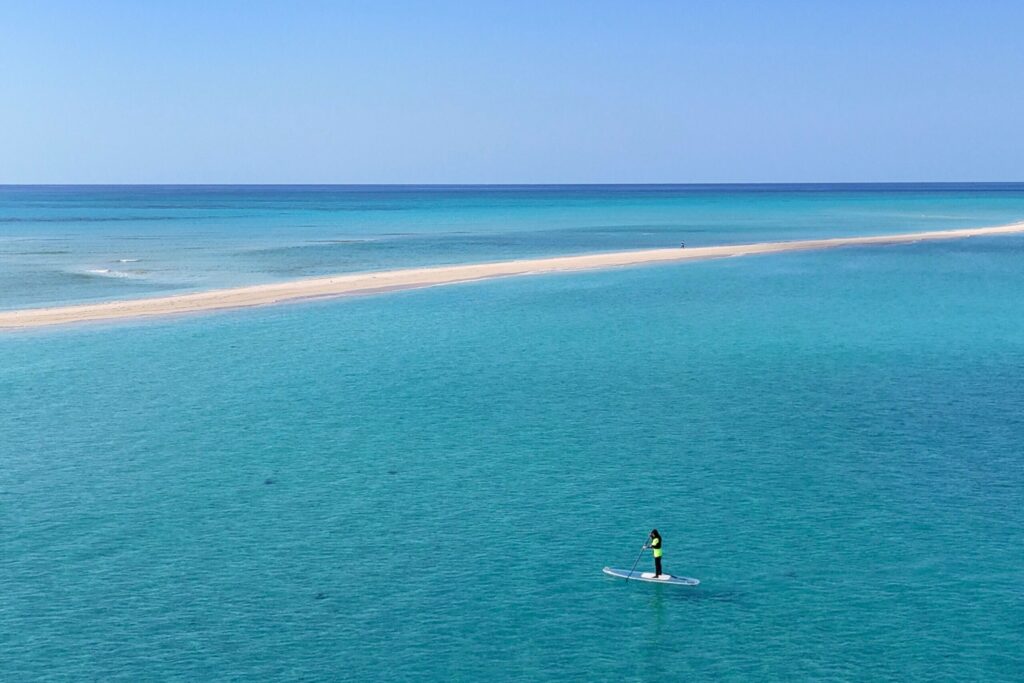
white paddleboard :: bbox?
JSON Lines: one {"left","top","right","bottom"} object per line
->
{"left": 603, "top": 566, "right": 700, "bottom": 586}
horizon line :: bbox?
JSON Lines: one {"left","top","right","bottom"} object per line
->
{"left": 3, "top": 181, "right": 1024, "bottom": 188}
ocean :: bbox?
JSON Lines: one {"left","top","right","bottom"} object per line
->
{"left": 4, "top": 183, "right": 1024, "bottom": 310}
{"left": 3, "top": 185, "right": 1024, "bottom": 680}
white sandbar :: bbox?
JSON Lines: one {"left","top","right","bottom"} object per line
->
{"left": 2, "top": 222, "right": 1022, "bottom": 330}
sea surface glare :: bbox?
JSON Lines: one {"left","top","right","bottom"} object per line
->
{"left": 2, "top": 185, "right": 1024, "bottom": 680}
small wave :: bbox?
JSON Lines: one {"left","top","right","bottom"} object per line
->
{"left": 84, "top": 268, "right": 135, "bottom": 279}
{"left": 305, "top": 239, "right": 376, "bottom": 244}
{"left": 117, "top": 258, "right": 140, "bottom": 263}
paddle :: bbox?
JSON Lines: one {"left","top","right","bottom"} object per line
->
{"left": 624, "top": 538, "right": 648, "bottom": 582}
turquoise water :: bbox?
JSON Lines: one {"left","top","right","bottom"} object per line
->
{"left": 4, "top": 184, "right": 1024, "bottom": 309}
{"left": 3, "top": 187, "right": 1024, "bottom": 680}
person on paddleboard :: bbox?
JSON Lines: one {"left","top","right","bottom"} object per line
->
{"left": 645, "top": 529, "right": 663, "bottom": 577}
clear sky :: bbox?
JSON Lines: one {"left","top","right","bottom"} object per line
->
{"left": 1, "top": 1, "right": 1022, "bottom": 183}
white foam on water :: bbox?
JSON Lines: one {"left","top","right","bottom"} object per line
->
{"left": 84, "top": 268, "right": 134, "bottom": 279}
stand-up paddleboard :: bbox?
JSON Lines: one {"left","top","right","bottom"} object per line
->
{"left": 603, "top": 566, "right": 700, "bottom": 586}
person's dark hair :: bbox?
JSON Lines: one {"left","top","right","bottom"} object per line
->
{"left": 650, "top": 529, "right": 661, "bottom": 539}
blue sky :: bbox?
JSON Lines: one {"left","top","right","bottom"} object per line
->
{"left": 1, "top": 1, "right": 1022, "bottom": 183}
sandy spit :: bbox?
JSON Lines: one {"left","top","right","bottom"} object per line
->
{"left": 2, "top": 222, "right": 1023, "bottom": 330}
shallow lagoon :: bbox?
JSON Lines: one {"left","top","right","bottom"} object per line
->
{"left": 4, "top": 235, "right": 1023, "bottom": 680}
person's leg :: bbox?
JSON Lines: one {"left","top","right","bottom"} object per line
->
{"left": 654, "top": 556, "right": 662, "bottom": 577}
